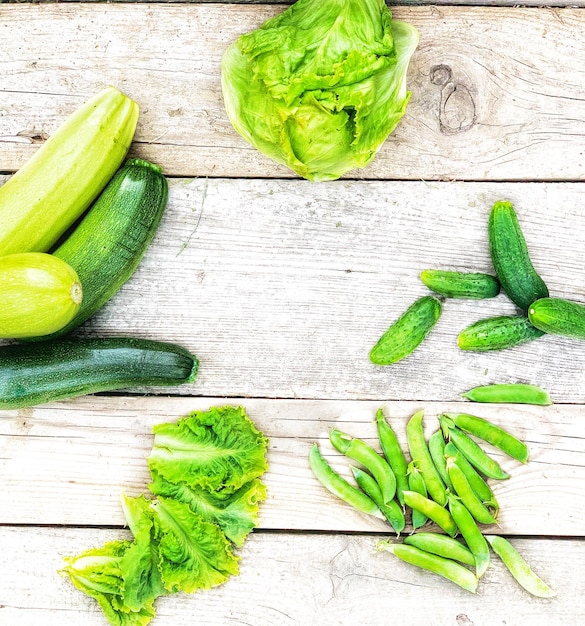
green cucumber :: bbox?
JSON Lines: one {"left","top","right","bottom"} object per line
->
{"left": 0, "top": 337, "right": 198, "bottom": 409}
{"left": 0, "top": 87, "right": 139, "bottom": 256}
{"left": 36, "top": 158, "right": 168, "bottom": 340}
{"left": 370, "top": 296, "right": 442, "bottom": 365}
{"left": 420, "top": 270, "right": 500, "bottom": 299}
{"left": 488, "top": 201, "right": 548, "bottom": 312}
{"left": 0, "top": 252, "right": 82, "bottom": 339}
{"left": 458, "top": 315, "right": 544, "bottom": 352}
{"left": 529, "top": 297, "right": 585, "bottom": 339}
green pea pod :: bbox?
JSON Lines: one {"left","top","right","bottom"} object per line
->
{"left": 369, "top": 296, "right": 442, "bottom": 366}
{"left": 428, "top": 429, "right": 454, "bottom": 492}
{"left": 462, "top": 383, "right": 551, "bottom": 407}
{"left": 445, "top": 412, "right": 529, "bottom": 463}
{"left": 308, "top": 444, "right": 384, "bottom": 519}
{"left": 407, "top": 462, "right": 428, "bottom": 529}
{"left": 420, "top": 269, "right": 500, "bottom": 299}
{"left": 376, "top": 408, "right": 409, "bottom": 508}
{"left": 403, "top": 490, "right": 457, "bottom": 538}
{"left": 486, "top": 535, "right": 556, "bottom": 598}
{"left": 404, "top": 532, "right": 475, "bottom": 567}
{"left": 406, "top": 410, "right": 447, "bottom": 506}
{"left": 444, "top": 442, "right": 498, "bottom": 512}
{"left": 446, "top": 456, "right": 497, "bottom": 525}
{"left": 350, "top": 466, "right": 405, "bottom": 534}
{"left": 448, "top": 494, "right": 490, "bottom": 578}
{"left": 440, "top": 416, "right": 510, "bottom": 481}
{"left": 329, "top": 429, "right": 396, "bottom": 504}
{"left": 377, "top": 541, "right": 478, "bottom": 594}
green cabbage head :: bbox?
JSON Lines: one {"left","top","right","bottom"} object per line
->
{"left": 221, "top": 0, "right": 419, "bottom": 182}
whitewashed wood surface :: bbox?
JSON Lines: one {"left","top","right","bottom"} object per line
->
{"left": 1, "top": 1, "right": 585, "bottom": 625}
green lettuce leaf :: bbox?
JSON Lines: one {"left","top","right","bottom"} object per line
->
{"left": 148, "top": 405, "right": 269, "bottom": 493}
{"left": 59, "top": 540, "right": 157, "bottom": 626}
{"left": 221, "top": 0, "right": 419, "bottom": 181}
{"left": 120, "top": 494, "right": 239, "bottom": 594}
{"left": 150, "top": 471, "right": 267, "bottom": 547}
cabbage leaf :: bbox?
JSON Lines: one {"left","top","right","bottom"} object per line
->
{"left": 148, "top": 405, "right": 269, "bottom": 493}
{"left": 221, "top": 0, "right": 419, "bottom": 181}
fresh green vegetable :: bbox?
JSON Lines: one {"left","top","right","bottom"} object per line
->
{"left": 221, "top": 0, "right": 419, "bottom": 181}
{"left": 448, "top": 494, "right": 490, "bottom": 578}
{"left": 457, "top": 315, "right": 544, "bottom": 352}
{"left": 377, "top": 541, "right": 478, "bottom": 593}
{"left": 407, "top": 461, "right": 429, "bottom": 529}
{"left": 403, "top": 533, "right": 475, "bottom": 567}
{"left": 406, "top": 409, "right": 447, "bottom": 506}
{"left": 0, "top": 87, "right": 138, "bottom": 256}
{"left": 486, "top": 535, "right": 556, "bottom": 598}
{"left": 0, "top": 252, "right": 82, "bottom": 338}
{"left": 420, "top": 270, "right": 500, "bottom": 299}
{"left": 62, "top": 405, "right": 269, "bottom": 626}
{"left": 428, "top": 429, "right": 454, "bottom": 492}
{"left": 402, "top": 490, "right": 458, "bottom": 538}
{"left": 370, "top": 296, "right": 442, "bottom": 366}
{"left": 444, "top": 442, "right": 498, "bottom": 512}
{"left": 440, "top": 415, "right": 510, "bottom": 481}
{"left": 0, "top": 337, "right": 198, "bottom": 409}
{"left": 37, "top": 158, "right": 168, "bottom": 340}
{"left": 148, "top": 405, "right": 269, "bottom": 494}
{"left": 149, "top": 471, "right": 267, "bottom": 548}
{"left": 309, "top": 443, "right": 384, "bottom": 519}
{"left": 461, "top": 383, "right": 551, "bottom": 407}
{"left": 350, "top": 465, "right": 405, "bottom": 533}
{"left": 529, "top": 296, "right": 585, "bottom": 340}
{"left": 376, "top": 408, "right": 409, "bottom": 507}
{"left": 488, "top": 200, "right": 549, "bottom": 312}
{"left": 445, "top": 412, "right": 529, "bottom": 463}
{"left": 446, "top": 456, "right": 497, "bottom": 525}
{"left": 329, "top": 428, "right": 396, "bottom": 504}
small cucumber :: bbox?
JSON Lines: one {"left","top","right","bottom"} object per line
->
{"left": 458, "top": 315, "right": 544, "bottom": 352}
{"left": 488, "top": 201, "right": 548, "bottom": 312}
{"left": 420, "top": 270, "right": 499, "bottom": 299}
{"left": 370, "top": 296, "right": 442, "bottom": 365}
{"left": 0, "top": 337, "right": 198, "bottom": 409}
{"left": 0, "top": 87, "right": 139, "bottom": 256}
{"left": 37, "top": 158, "right": 169, "bottom": 340}
{"left": 0, "top": 252, "right": 82, "bottom": 338}
{"left": 529, "top": 297, "right": 585, "bottom": 339}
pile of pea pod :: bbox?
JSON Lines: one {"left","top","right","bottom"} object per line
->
{"left": 308, "top": 403, "right": 555, "bottom": 597}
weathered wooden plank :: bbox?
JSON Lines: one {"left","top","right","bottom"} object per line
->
{"left": 1, "top": 4, "right": 585, "bottom": 180}
{"left": 0, "top": 526, "right": 581, "bottom": 625}
{"left": 1, "top": 396, "right": 583, "bottom": 535}
{"left": 2, "top": 177, "right": 583, "bottom": 403}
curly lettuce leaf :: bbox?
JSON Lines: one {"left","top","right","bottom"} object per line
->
{"left": 221, "top": 0, "right": 419, "bottom": 181}
{"left": 59, "top": 540, "right": 157, "bottom": 626}
{"left": 120, "top": 494, "right": 239, "bottom": 594}
{"left": 148, "top": 405, "right": 269, "bottom": 493}
{"left": 150, "top": 470, "right": 267, "bottom": 547}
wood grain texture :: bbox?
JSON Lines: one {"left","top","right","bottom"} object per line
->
{"left": 2, "top": 176, "right": 584, "bottom": 402}
{"left": 1, "top": 4, "right": 585, "bottom": 180}
{"left": 0, "top": 527, "right": 581, "bottom": 626}
{"left": 1, "top": 396, "right": 583, "bottom": 535}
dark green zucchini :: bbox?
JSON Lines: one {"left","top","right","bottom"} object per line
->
{"left": 488, "top": 201, "right": 549, "bottom": 312}
{"left": 0, "top": 337, "right": 198, "bottom": 409}
{"left": 35, "top": 158, "right": 168, "bottom": 340}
